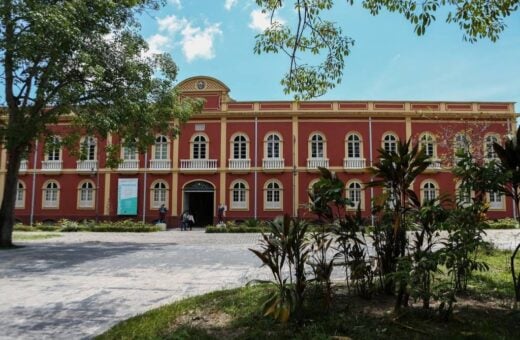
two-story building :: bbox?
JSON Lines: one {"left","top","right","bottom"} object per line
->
{"left": 3, "top": 76, "right": 517, "bottom": 227}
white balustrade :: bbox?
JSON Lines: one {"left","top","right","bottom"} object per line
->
{"left": 41, "top": 160, "right": 63, "bottom": 171}
{"left": 343, "top": 158, "right": 366, "bottom": 169}
{"left": 307, "top": 158, "right": 329, "bottom": 169}
{"left": 427, "top": 159, "right": 442, "bottom": 170}
{"left": 262, "top": 158, "right": 284, "bottom": 169}
{"left": 228, "top": 159, "right": 251, "bottom": 170}
{"left": 76, "top": 160, "right": 98, "bottom": 171}
{"left": 118, "top": 160, "right": 139, "bottom": 171}
{"left": 265, "top": 201, "right": 281, "bottom": 210}
{"left": 19, "top": 160, "right": 28, "bottom": 172}
{"left": 231, "top": 201, "right": 247, "bottom": 209}
{"left": 149, "top": 159, "right": 171, "bottom": 170}
{"left": 180, "top": 159, "right": 217, "bottom": 170}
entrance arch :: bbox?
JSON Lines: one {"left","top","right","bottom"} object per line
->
{"left": 182, "top": 180, "right": 215, "bottom": 227}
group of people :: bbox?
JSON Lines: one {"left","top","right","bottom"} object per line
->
{"left": 180, "top": 210, "right": 195, "bottom": 231}
{"left": 158, "top": 203, "right": 228, "bottom": 230}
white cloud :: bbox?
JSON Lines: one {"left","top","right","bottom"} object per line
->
{"left": 224, "top": 0, "right": 238, "bottom": 10}
{"left": 145, "top": 34, "right": 171, "bottom": 56}
{"left": 154, "top": 15, "right": 223, "bottom": 62}
{"left": 169, "top": 0, "right": 182, "bottom": 9}
{"left": 181, "top": 23, "right": 222, "bottom": 62}
{"left": 157, "top": 15, "right": 188, "bottom": 34}
{"left": 249, "top": 9, "right": 284, "bottom": 32}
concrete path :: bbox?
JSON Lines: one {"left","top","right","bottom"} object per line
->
{"left": 1, "top": 229, "right": 519, "bottom": 340}
{"left": 0, "top": 231, "right": 268, "bottom": 340}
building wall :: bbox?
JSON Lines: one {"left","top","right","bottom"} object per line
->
{"left": 4, "top": 76, "right": 517, "bottom": 226}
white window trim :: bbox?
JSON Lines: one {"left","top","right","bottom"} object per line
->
{"left": 229, "top": 180, "right": 249, "bottom": 211}
{"left": 15, "top": 180, "right": 26, "bottom": 209}
{"left": 264, "top": 132, "right": 283, "bottom": 160}
{"left": 77, "top": 180, "right": 95, "bottom": 210}
{"left": 150, "top": 180, "right": 169, "bottom": 210}
{"left": 264, "top": 179, "right": 283, "bottom": 211}
{"left": 42, "top": 180, "right": 60, "bottom": 209}
{"left": 346, "top": 180, "right": 365, "bottom": 211}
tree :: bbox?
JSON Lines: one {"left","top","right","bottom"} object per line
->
{"left": 254, "top": 0, "right": 518, "bottom": 99}
{"left": 0, "top": 0, "right": 201, "bottom": 247}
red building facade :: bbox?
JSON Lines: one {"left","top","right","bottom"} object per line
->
{"left": 3, "top": 76, "right": 517, "bottom": 226}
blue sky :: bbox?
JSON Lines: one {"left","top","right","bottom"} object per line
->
{"left": 144, "top": 1, "right": 520, "bottom": 105}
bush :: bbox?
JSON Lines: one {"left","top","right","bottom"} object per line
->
{"left": 206, "top": 226, "right": 266, "bottom": 233}
{"left": 92, "top": 220, "right": 160, "bottom": 232}
{"left": 487, "top": 218, "right": 519, "bottom": 229}
{"left": 13, "top": 223, "right": 36, "bottom": 232}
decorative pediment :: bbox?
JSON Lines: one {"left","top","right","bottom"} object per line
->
{"left": 176, "top": 76, "right": 230, "bottom": 94}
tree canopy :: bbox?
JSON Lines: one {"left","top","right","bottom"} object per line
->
{"left": 0, "top": 0, "right": 200, "bottom": 246}
{"left": 254, "top": 0, "right": 519, "bottom": 99}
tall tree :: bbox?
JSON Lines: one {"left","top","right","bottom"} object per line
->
{"left": 0, "top": 0, "right": 201, "bottom": 247}
{"left": 254, "top": 0, "right": 518, "bottom": 98}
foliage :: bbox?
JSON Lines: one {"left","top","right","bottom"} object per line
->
{"left": 369, "top": 139, "right": 431, "bottom": 301}
{"left": 0, "top": 0, "right": 201, "bottom": 247}
{"left": 248, "top": 215, "right": 310, "bottom": 323}
{"left": 512, "top": 244, "right": 520, "bottom": 303}
{"left": 494, "top": 126, "right": 520, "bottom": 223}
{"left": 240, "top": 218, "right": 269, "bottom": 229}
{"left": 452, "top": 152, "right": 507, "bottom": 204}
{"left": 441, "top": 203, "right": 490, "bottom": 293}
{"left": 487, "top": 218, "right": 519, "bottom": 229}
{"left": 253, "top": 1, "right": 518, "bottom": 98}
{"left": 254, "top": 0, "right": 354, "bottom": 99}
{"left": 14, "top": 219, "right": 160, "bottom": 232}
{"left": 98, "top": 249, "right": 520, "bottom": 339}
{"left": 206, "top": 226, "right": 268, "bottom": 233}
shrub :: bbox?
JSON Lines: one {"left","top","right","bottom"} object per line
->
{"left": 13, "top": 223, "right": 36, "bottom": 232}
{"left": 487, "top": 218, "right": 519, "bottom": 229}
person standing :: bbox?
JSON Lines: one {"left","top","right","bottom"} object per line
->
{"left": 158, "top": 204, "right": 167, "bottom": 224}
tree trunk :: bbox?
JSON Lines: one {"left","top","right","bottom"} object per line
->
{"left": 512, "top": 243, "right": 520, "bottom": 303}
{"left": 0, "top": 150, "right": 22, "bottom": 247}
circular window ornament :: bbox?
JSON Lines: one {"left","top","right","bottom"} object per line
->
{"left": 196, "top": 80, "right": 206, "bottom": 90}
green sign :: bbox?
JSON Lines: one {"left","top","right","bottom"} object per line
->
{"left": 117, "top": 178, "right": 138, "bottom": 215}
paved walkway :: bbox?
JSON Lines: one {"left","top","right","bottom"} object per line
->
{"left": 0, "top": 230, "right": 268, "bottom": 340}
{"left": 1, "top": 229, "right": 519, "bottom": 340}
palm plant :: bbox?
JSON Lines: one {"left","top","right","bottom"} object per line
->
{"left": 493, "top": 127, "right": 520, "bottom": 304}
{"left": 368, "top": 139, "right": 431, "bottom": 307}
{"left": 493, "top": 127, "right": 520, "bottom": 224}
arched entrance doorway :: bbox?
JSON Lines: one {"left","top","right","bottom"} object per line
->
{"left": 183, "top": 181, "right": 215, "bottom": 227}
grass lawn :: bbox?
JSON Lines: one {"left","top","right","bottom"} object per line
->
{"left": 97, "top": 249, "right": 520, "bottom": 339}
{"left": 12, "top": 231, "right": 63, "bottom": 241}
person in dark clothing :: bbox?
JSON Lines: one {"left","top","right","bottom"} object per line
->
{"left": 159, "top": 204, "right": 167, "bottom": 223}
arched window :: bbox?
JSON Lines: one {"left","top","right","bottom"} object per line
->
{"left": 193, "top": 135, "right": 207, "bottom": 159}
{"left": 154, "top": 135, "right": 168, "bottom": 160}
{"left": 383, "top": 133, "right": 397, "bottom": 153}
{"left": 266, "top": 133, "right": 281, "bottom": 159}
{"left": 484, "top": 134, "right": 499, "bottom": 160}
{"left": 265, "top": 180, "right": 282, "bottom": 210}
{"left": 347, "top": 133, "right": 362, "bottom": 158}
{"left": 346, "top": 181, "right": 363, "bottom": 209}
{"left": 81, "top": 136, "right": 97, "bottom": 160}
{"left": 421, "top": 181, "right": 437, "bottom": 203}
{"left": 122, "top": 139, "right": 138, "bottom": 161}
{"left": 456, "top": 181, "right": 472, "bottom": 206}
{"left": 454, "top": 133, "right": 470, "bottom": 156}
{"left": 233, "top": 135, "right": 248, "bottom": 159}
{"left": 488, "top": 190, "right": 504, "bottom": 210}
{"left": 46, "top": 136, "right": 61, "bottom": 161}
{"left": 230, "top": 181, "right": 248, "bottom": 209}
{"left": 420, "top": 133, "right": 436, "bottom": 158}
{"left": 43, "top": 181, "right": 60, "bottom": 208}
{"left": 309, "top": 133, "right": 325, "bottom": 159}
{"left": 16, "top": 181, "right": 25, "bottom": 209}
{"left": 151, "top": 181, "right": 168, "bottom": 208}
{"left": 78, "top": 181, "right": 95, "bottom": 208}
